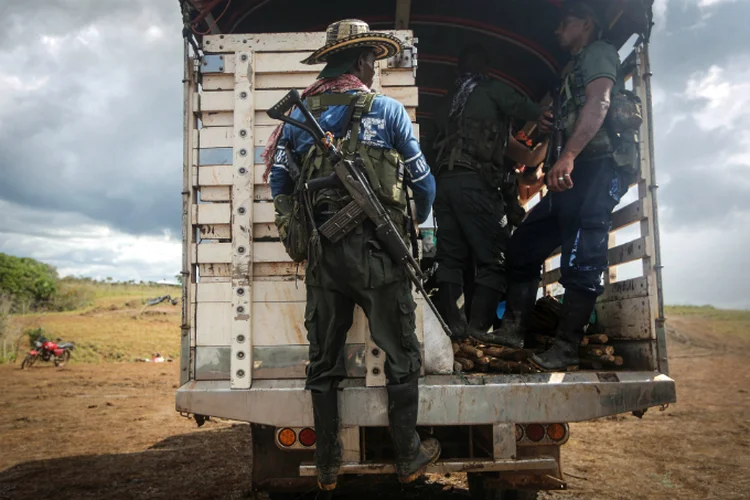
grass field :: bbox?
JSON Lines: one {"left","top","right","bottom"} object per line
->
{"left": 2, "top": 283, "right": 181, "bottom": 363}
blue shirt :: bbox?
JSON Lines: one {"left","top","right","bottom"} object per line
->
{"left": 270, "top": 91, "right": 436, "bottom": 223}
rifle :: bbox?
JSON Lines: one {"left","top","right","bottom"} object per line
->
{"left": 543, "top": 84, "right": 564, "bottom": 174}
{"left": 267, "top": 89, "right": 453, "bottom": 338}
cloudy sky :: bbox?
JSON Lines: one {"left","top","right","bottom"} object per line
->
{"left": 1, "top": 0, "right": 749, "bottom": 307}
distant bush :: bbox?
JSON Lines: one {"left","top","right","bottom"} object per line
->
{"left": 50, "top": 280, "right": 96, "bottom": 311}
{"left": 0, "top": 253, "right": 58, "bottom": 312}
{"left": 26, "top": 327, "right": 47, "bottom": 344}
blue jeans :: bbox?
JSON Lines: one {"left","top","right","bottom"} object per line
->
{"left": 506, "top": 158, "right": 629, "bottom": 297}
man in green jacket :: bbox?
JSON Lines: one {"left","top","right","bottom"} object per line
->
{"left": 433, "top": 44, "right": 549, "bottom": 343}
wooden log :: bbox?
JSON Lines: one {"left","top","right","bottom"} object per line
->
{"left": 454, "top": 357, "right": 475, "bottom": 371}
{"left": 453, "top": 362, "right": 464, "bottom": 373}
{"left": 452, "top": 342, "right": 461, "bottom": 355}
{"left": 580, "top": 359, "right": 604, "bottom": 370}
{"left": 584, "top": 334, "right": 609, "bottom": 345}
{"left": 582, "top": 345, "right": 615, "bottom": 357}
{"left": 612, "top": 356, "right": 624, "bottom": 367}
{"left": 460, "top": 343, "right": 485, "bottom": 359}
{"left": 489, "top": 359, "right": 511, "bottom": 373}
{"left": 476, "top": 356, "right": 493, "bottom": 367}
{"left": 579, "top": 336, "right": 590, "bottom": 347}
{"left": 583, "top": 354, "right": 615, "bottom": 363}
{"left": 483, "top": 346, "right": 505, "bottom": 358}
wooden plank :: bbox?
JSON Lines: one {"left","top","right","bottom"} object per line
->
{"left": 194, "top": 203, "right": 231, "bottom": 225}
{"left": 199, "top": 224, "right": 231, "bottom": 240}
{"left": 197, "top": 166, "right": 233, "bottom": 186}
{"left": 382, "top": 68, "right": 415, "bottom": 87}
{"left": 201, "top": 91, "right": 234, "bottom": 112}
{"left": 254, "top": 122, "right": 420, "bottom": 148}
{"left": 201, "top": 111, "right": 233, "bottom": 127}
{"left": 194, "top": 282, "right": 233, "bottom": 302}
{"left": 255, "top": 184, "right": 272, "bottom": 201}
{"left": 200, "top": 186, "right": 231, "bottom": 202}
{"left": 257, "top": 72, "right": 317, "bottom": 90}
{"left": 596, "top": 297, "right": 653, "bottom": 340}
{"left": 202, "top": 74, "right": 235, "bottom": 91}
{"left": 542, "top": 267, "right": 562, "bottom": 286}
{"left": 254, "top": 223, "right": 279, "bottom": 240}
{"left": 196, "top": 243, "right": 232, "bottom": 264}
{"left": 611, "top": 199, "right": 649, "bottom": 231}
{"left": 199, "top": 263, "right": 232, "bottom": 278}
{"left": 254, "top": 202, "right": 275, "bottom": 224}
{"left": 203, "top": 31, "right": 414, "bottom": 54}
{"left": 256, "top": 51, "right": 315, "bottom": 73}
{"left": 609, "top": 237, "right": 649, "bottom": 266}
{"left": 382, "top": 86, "right": 419, "bottom": 107}
{"left": 255, "top": 241, "right": 293, "bottom": 263}
{"left": 200, "top": 127, "right": 234, "bottom": 148}
{"left": 253, "top": 281, "right": 307, "bottom": 302}
{"left": 256, "top": 107, "right": 416, "bottom": 126}
{"left": 598, "top": 276, "right": 650, "bottom": 303}
{"left": 254, "top": 263, "right": 303, "bottom": 277}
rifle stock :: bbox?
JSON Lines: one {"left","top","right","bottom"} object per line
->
{"left": 267, "top": 89, "right": 454, "bottom": 339}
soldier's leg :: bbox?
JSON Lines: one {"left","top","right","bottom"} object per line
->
{"left": 304, "top": 284, "right": 356, "bottom": 491}
{"left": 454, "top": 174, "right": 510, "bottom": 333}
{"left": 531, "top": 161, "right": 629, "bottom": 371}
{"left": 358, "top": 278, "right": 440, "bottom": 483}
{"left": 491, "top": 193, "right": 563, "bottom": 348}
{"left": 434, "top": 178, "right": 472, "bottom": 338}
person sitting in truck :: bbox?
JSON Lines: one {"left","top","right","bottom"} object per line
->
{"left": 431, "top": 43, "right": 549, "bottom": 345}
{"left": 493, "top": 0, "right": 633, "bottom": 371}
{"left": 262, "top": 19, "right": 440, "bottom": 492}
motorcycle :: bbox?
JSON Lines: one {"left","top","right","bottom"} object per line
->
{"left": 21, "top": 337, "right": 75, "bottom": 369}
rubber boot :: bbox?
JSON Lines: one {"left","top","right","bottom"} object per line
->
{"left": 529, "top": 289, "right": 597, "bottom": 372}
{"left": 482, "top": 280, "right": 539, "bottom": 348}
{"left": 438, "top": 283, "right": 469, "bottom": 340}
{"left": 311, "top": 390, "right": 342, "bottom": 491}
{"left": 387, "top": 380, "right": 441, "bottom": 483}
{"left": 466, "top": 285, "right": 503, "bottom": 344}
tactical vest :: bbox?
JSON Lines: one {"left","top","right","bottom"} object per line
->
{"left": 560, "top": 42, "right": 643, "bottom": 176}
{"left": 434, "top": 113, "right": 509, "bottom": 188}
{"left": 299, "top": 92, "right": 408, "bottom": 230}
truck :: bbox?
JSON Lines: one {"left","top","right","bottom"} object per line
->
{"left": 174, "top": 1, "right": 676, "bottom": 498}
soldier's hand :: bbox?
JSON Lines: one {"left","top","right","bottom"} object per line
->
{"left": 537, "top": 110, "right": 554, "bottom": 134}
{"left": 546, "top": 156, "right": 575, "bottom": 192}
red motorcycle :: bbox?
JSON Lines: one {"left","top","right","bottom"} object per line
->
{"left": 21, "top": 337, "right": 75, "bottom": 369}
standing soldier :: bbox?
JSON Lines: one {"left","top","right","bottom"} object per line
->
{"left": 495, "top": 0, "right": 638, "bottom": 371}
{"left": 433, "top": 44, "right": 549, "bottom": 343}
{"left": 263, "top": 20, "right": 439, "bottom": 492}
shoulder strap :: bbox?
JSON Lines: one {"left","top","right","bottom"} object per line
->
{"left": 305, "top": 93, "right": 359, "bottom": 113}
{"left": 345, "top": 92, "right": 377, "bottom": 156}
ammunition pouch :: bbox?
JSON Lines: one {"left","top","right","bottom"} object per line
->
{"left": 274, "top": 192, "right": 310, "bottom": 263}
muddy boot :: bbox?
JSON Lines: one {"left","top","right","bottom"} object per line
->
{"left": 466, "top": 285, "right": 503, "bottom": 344}
{"left": 483, "top": 280, "right": 539, "bottom": 349}
{"left": 529, "top": 289, "right": 597, "bottom": 372}
{"left": 311, "top": 390, "right": 342, "bottom": 491}
{"left": 387, "top": 380, "right": 441, "bottom": 484}
{"left": 438, "top": 283, "right": 469, "bottom": 340}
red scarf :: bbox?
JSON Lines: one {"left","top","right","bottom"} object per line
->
{"left": 261, "top": 74, "right": 369, "bottom": 182}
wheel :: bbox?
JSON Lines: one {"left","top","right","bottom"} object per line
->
{"left": 467, "top": 473, "right": 539, "bottom": 500}
{"left": 21, "top": 354, "right": 37, "bottom": 369}
{"left": 54, "top": 350, "right": 71, "bottom": 367}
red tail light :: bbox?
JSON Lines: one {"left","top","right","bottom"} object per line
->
{"left": 526, "top": 424, "right": 545, "bottom": 442}
{"left": 299, "top": 428, "right": 317, "bottom": 447}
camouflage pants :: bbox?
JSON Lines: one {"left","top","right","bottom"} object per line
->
{"left": 304, "top": 222, "right": 422, "bottom": 393}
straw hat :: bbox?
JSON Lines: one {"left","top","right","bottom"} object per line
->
{"left": 301, "top": 19, "right": 403, "bottom": 65}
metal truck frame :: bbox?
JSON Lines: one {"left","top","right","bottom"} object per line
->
{"left": 175, "top": 2, "right": 675, "bottom": 496}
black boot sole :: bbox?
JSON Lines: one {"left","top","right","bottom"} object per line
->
{"left": 397, "top": 440, "right": 441, "bottom": 484}
{"left": 528, "top": 356, "right": 579, "bottom": 373}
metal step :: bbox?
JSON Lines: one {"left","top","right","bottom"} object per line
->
{"left": 299, "top": 457, "right": 558, "bottom": 476}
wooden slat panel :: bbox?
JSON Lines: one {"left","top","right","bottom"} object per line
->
{"left": 254, "top": 202, "right": 275, "bottom": 224}
{"left": 609, "top": 237, "right": 649, "bottom": 266}
{"left": 199, "top": 224, "right": 231, "bottom": 240}
{"left": 255, "top": 241, "right": 293, "bottom": 263}
{"left": 197, "top": 166, "right": 233, "bottom": 186}
{"left": 201, "top": 91, "right": 234, "bottom": 112}
{"left": 256, "top": 51, "right": 314, "bottom": 73}
{"left": 611, "top": 199, "right": 649, "bottom": 231}
{"left": 253, "top": 281, "right": 307, "bottom": 302}
{"left": 382, "top": 86, "right": 419, "bottom": 107}
{"left": 194, "top": 204, "right": 231, "bottom": 225}
{"left": 382, "top": 68, "right": 415, "bottom": 87}
{"left": 542, "top": 267, "right": 562, "bottom": 286}
{"left": 257, "top": 72, "right": 317, "bottom": 90}
{"left": 254, "top": 184, "right": 272, "bottom": 201}
{"left": 197, "top": 243, "right": 232, "bottom": 264}
{"left": 199, "top": 263, "right": 232, "bottom": 278}
{"left": 598, "top": 276, "right": 650, "bottom": 303}
{"left": 203, "top": 31, "right": 413, "bottom": 54}
{"left": 194, "top": 282, "right": 233, "bottom": 302}
{"left": 253, "top": 87, "right": 418, "bottom": 112}
{"left": 254, "top": 223, "right": 279, "bottom": 239}
{"left": 201, "top": 111, "right": 233, "bottom": 127}
{"left": 256, "top": 107, "right": 416, "bottom": 126}
{"left": 202, "top": 74, "right": 234, "bottom": 91}
{"left": 597, "top": 297, "right": 653, "bottom": 340}
{"left": 254, "top": 122, "right": 420, "bottom": 147}
{"left": 196, "top": 302, "right": 233, "bottom": 345}
{"left": 200, "top": 186, "right": 231, "bottom": 202}
{"left": 200, "top": 127, "right": 233, "bottom": 148}
{"left": 254, "top": 263, "right": 303, "bottom": 277}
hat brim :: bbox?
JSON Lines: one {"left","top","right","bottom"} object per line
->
{"left": 301, "top": 33, "right": 403, "bottom": 65}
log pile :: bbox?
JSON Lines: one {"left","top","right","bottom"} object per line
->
{"left": 452, "top": 295, "right": 627, "bottom": 373}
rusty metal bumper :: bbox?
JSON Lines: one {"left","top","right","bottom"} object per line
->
{"left": 176, "top": 371, "right": 676, "bottom": 426}
{"left": 298, "top": 457, "right": 558, "bottom": 476}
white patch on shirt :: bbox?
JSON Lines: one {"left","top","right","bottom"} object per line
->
{"left": 361, "top": 116, "right": 386, "bottom": 144}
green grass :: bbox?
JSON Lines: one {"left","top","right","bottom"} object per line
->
{"left": 666, "top": 305, "right": 750, "bottom": 339}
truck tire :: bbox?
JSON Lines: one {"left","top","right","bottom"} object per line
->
{"left": 467, "top": 473, "right": 539, "bottom": 500}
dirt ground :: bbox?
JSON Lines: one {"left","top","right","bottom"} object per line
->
{"left": 1, "top": 317, "right": 749, "bottom": 500}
